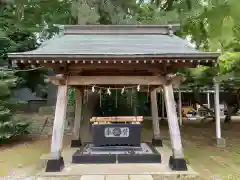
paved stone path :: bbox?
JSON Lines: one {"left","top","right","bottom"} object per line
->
{"left": 33, "top": 175, "right": 155, "bottom": 180}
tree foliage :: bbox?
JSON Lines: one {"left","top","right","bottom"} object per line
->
{"left": 1, "top": 0, "right": 240, "bottom": 123}
{"left": 0, "top": 70, "right": 30, "bottom": 143}
{"left": 0, "top": 36, "right": 30, "bottom": 143}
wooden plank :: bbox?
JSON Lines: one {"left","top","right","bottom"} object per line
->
{"left": 90, "top": 116, "right": 143, "bottom": 123}
{"left": 93, "top": 122, "right": 140, "bottom": 124}
{"left": 72, "top": 88, "right": 83, "bottom": 140}
{"left": 68, "top": 76, "right": 165, "bottom": 85}
{"left": 68, "top": 63, "right": 164, "bottom": 72}
{"left": 151, "top": 89, "right": 161, "bottom": 139}
{"left": 47, "top": 74, "right": 185, "bottom": 86}
{"left": 90, "top": 116, "right": 143, "bottom": 120}
{"left": 90, "top": 118, "right": 143, "bottom": 123}
{"left": 92, "top": 116, "right": 143, "bottom": 119}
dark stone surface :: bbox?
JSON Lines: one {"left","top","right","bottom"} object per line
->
{"left": 71, "top": 139, "right": 82, "bottom": 148}
{"left": 92, "top": 123, "right": 143, "bottom": 146}
{"left": 72, "top": 142, "right": 161, "bottom": 164}
{"left": 152, "top": 138, "right": 163, "bottom": 147}
{"left": 117, "top": 153, "right": 161, "bottom": 163}
{"left": 72, "top": 149, "right": 116, "bottom": 164}
{"left": 45, "top": 156, "right": 64, "bottom": 172}
{"left": 169, "top": 156, "right": 188, "bottom": 171}
{"left": 117, "top": 143, "right": 161, "bottom": 163}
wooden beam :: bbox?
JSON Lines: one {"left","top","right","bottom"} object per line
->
{"left": 40, "top": 61, "right": 193, "bottom": 74}
{"left": 90, "top": 116, "right": 143, "bottom": 123}
{"left": 165, "top": 74, "right": 185, "bottom": 86}
{"left": 151, "top": 89, "right": 161, "bottom": 139}
{"left": 67, "top": 76, "right": 165, "bottom": 85}
{"left": 72, "top": 88, "right": 83, "bottom": 140}
{"left": 76, "top": 69, "right": 154, "bottom": 75}
{"left": 46, "top": 74, "right": 66, "bottom": 85}
{"left": 67, "top": 63, "right": 164, "bottom": 70}
{"left": 46, "top": 73, "right": 185, "bottom": 86}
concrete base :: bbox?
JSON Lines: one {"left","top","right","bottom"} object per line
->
{"left": 72, "top": 143, "right": 161, "bottom": 164}
{"left": 169, "top": 156, "right": 188, "bottom": 171}
{"left": 71, "top": 139, "right": 82, "bottom": 148}
{"left": 45, "top": 157, "right": 64, "bottom": 172}
{"left": 152, "top": 138, "right": 163, "bottom": 147}
{"left": 38, "top": 145, "right": 197, "bottom": 177}
{"left": 216, "top": 138, "right": 226, "bottom": 148}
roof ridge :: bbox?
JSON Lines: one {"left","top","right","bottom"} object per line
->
{"left": 63, "top": 24, "right": 180, "bottom": 35}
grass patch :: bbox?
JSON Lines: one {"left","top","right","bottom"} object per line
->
{"left": 0, "top": 118, "right": 240, "bottom": 179}
{"left": 0, "top": 136, "right": 71, "bottom": 176}
{"left": 0, "top": 137, "right": 50, "bottom": 176}
{"left": 143, "top": 120, "right": 240, "bottom": 178}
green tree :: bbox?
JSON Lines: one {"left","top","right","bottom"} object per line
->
{"left": 216, "top": 52, "right": 240, "bottom": 123}
{"left": 179, "top": 51, "right": 240, "bottom": 123}
{"left": 0, "top": 32, "right": 30, "bottom": 143}
{"left": 3, "top": 0, "right": 240, "bottom": 123}
{"left": 0, "top": 70, "right": 30, "bottom": 143}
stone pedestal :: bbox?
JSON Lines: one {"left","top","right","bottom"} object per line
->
{"left": 72, "top": 143, "right": 161, "bottom": 164}
{"left": 46, "top": 157, "right": 64, "bottom": 172}
{"left": 216, "top": 138, "right": 226, "bottom": 148}
{"left": 169, "top": 156, "right": 187, "bottom": 171}
{"left": 92, "top": 123, "right": 143, "bottom": 146}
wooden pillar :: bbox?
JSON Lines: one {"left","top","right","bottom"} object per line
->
{"left": 132, "top": 89, "right": 138, "bottom": 116}
{"left": 161, "top": 90, "right": 165, "bottom": 119}
{"left": 163, "top": 84, "right": 187, "bottom": 171}
{"left": 207, "top": 91, "right": 210, "bottom": 109}
{"left": 46, "top": 85, "right": 68, "bottom": 172}
{"left": 178, "top": 89, "right": 183, "bottom": 126}
{"left": 207, "top": 91, "right": 211, "bottom": 116}
{"left": 214, "top": 81, "right": 226, "bottom": 147}
{"left": 150, "top": 88, "right": 162, "bottom": 146}
{"left": 214, "top": 82, "right": 221, "bottom": 139}
{"left": 71, "top": 88, "right": 83, "bottom": 147}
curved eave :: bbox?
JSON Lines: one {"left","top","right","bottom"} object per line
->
{"left": 8, "top": 53, "right": 219, "bottom": 68}
{"left": 8, "top": 52, "right": 220, "bottom": 59}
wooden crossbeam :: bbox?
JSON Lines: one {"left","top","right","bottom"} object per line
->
{"left": 90, "top": 116, "right": 143, "bottom": 123}
{"left": 68, "top": 76, "right": 165, "bottom": 85}
{"left": 46, "top": 74, "right": 185, "bottom": 86}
